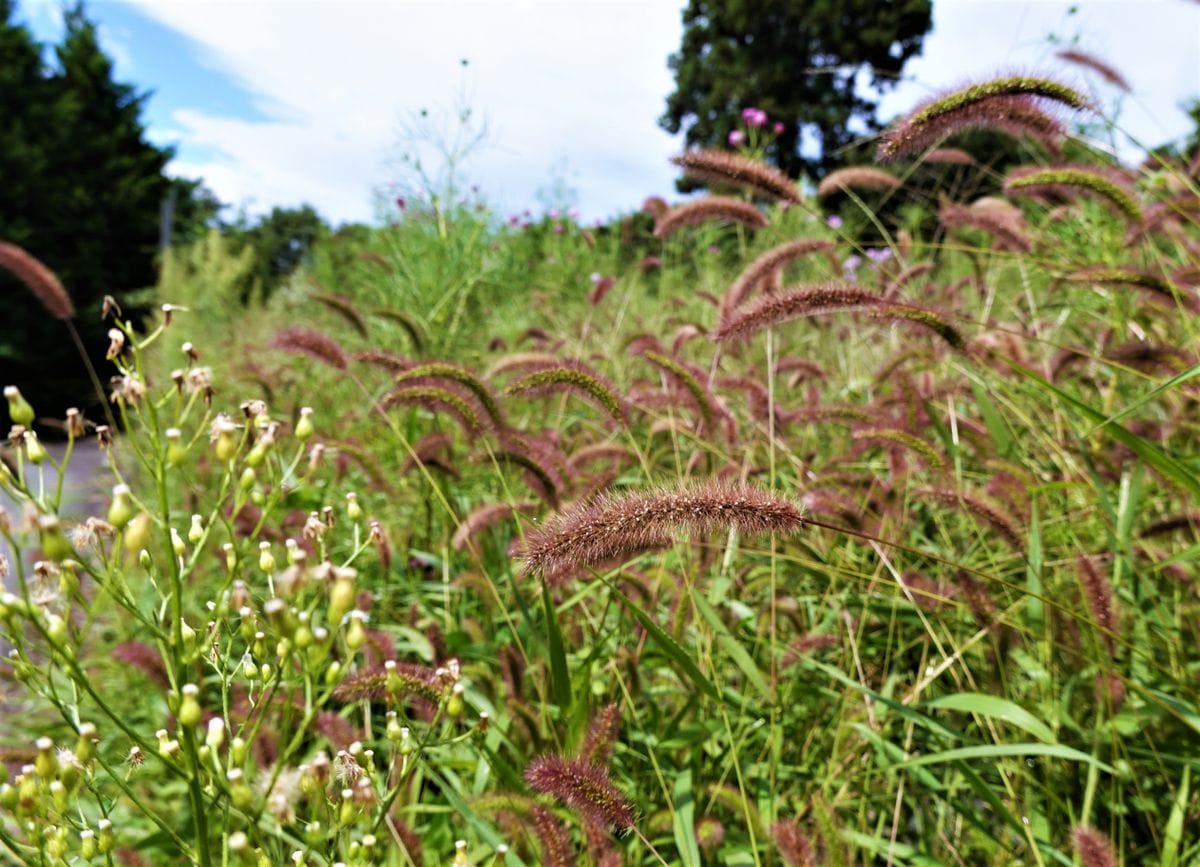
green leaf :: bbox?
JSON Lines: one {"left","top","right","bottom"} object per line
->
{"left": 1001, "top": 359, "right": 1200, "bottom": 499}
{"left": 924, "top": 693, "right": 1055, "bottom": 744}
{"left": 690, "top": 590, "right": 771, "bottom": 700}
{"left": 1085, "top": 362, "right": 1200, "bottom": 436}
{"left": 541, "top": 580, "right": 572, "bottom": 712}
{"left": 970, "top": 376, "right": 1013, "bottom": 457}
{"left": 672, "top": 769, "right": 703, "bottom": 867}
{"left": 1164, "top": 767, "right": 1188, "bottom": 867}
{"left": 608, "top": 583, "right": 719, "bottom": 700}
{"left": 893, "top": 742, "right": 1112, "bottom": 773}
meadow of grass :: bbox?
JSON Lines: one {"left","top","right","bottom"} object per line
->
{"left": 2, "top": 72, "right": 1200, "bottom": 866}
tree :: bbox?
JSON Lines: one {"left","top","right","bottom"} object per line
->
{"left": 0, "top": 1, "right": 176, "bottom": 418}
{"left": 230, "top": 205, "right": 327, "bottom": 302}
{"left": 660, "top": 0, "right": 933, "bottom": 179}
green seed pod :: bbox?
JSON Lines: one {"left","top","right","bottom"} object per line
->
{"left": 170, "top": 527, "right": 186, "bottom": 558}
{"left": 74, "top": 724, "right": 97, "bottom": 766}
{"left": 258, "top": 542, "right": 275, "bottom": 573}
{"left": 230, "top": 737, "right": 248, "bottom": 766}
{"left": 123, "top": 511, "right": 153, "bottom": 557}
{"left": 97, "top": 819, "right": 114, "bottom": 854}
{"left": 239, "top": 466, "right": 256, "bottom": 491}
{"left": 295, "top": 407, "right": 315, "bottom": 441}
{"left": 324, "top": 660, "right": 342, "bottom": 687}
{"left": 49, "top": 779, "right": 68, "bottom": 812}
{"left": 214, "top": 420, "right": 239, "bottom": 462}
{"left": 4, "top": 386, "right": 34, "bottom": 426}
{"left": 446, "top": 683, "right": 465, "bottom": 719}
{"left": 23, "top": 431, "right": 47, "bottom": 465}
{"left": 79, "top": 829, "right": 96, "bottom": 860}
{"left": 177, "top": 684, "right": 202, "bottom": 728}
{"left": 35, "top": 737, "right": 57, "bottom": 779}
{"left": 0, "top": 783, "right": 15, "bottom": 810}
{"left": 107, "top": 485, "right": 134, "bottom": 529}
{"left": 328, "top": 573, "right": 356, "bottom": 628}
{"left": 38, "top": 515, "right": 72, "bottom": 562}
{"left": 345, "top": 614, "right": 366, "bottom": 650}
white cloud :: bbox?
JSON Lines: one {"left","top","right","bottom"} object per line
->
{"left": 130, "top": 0, "right": 1198, "bottom": 225}
{"left": 877, "top": 1, "right": 1199, "bottom": 160}
{"left": 131, "top": 0, "right": 686, "bottom": 224}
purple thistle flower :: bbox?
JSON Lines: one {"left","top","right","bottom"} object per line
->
{"left": 741, "top": 107, "right": 768, "bottom": 128}
{"left": 548, "top": 208, "right": 561, "bottom": 219}
{"left": 728, "top": 130, "right": 746, "bottom": 147}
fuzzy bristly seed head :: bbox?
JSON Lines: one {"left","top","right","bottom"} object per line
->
{"left": 270, "top": 327, "right": 349, "bottom": 370}
{"left": 653, "top": 195, "right": 768, "bottom": 238}
{"left": 815, "top": 167, "right": 902, "bottom": 199}
{"left": 671, "top": 150, "right": 802, "bottom": 204}
{"left": 1072, "top": 826, "right": 1117, "bottom": 867}
{"left": 524, "top": 755, "right": 634, "bottom": 831}
{"left": 0, "top": 242, "right": 75, "bottom": 320}
{"left": 519, "top": 482, "right": 805, "bottom": 582}
{"left": 712, "top": 283, "right": 885, "bottom": 342}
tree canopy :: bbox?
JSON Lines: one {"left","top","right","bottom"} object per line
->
{"left": 0, "top": 1, "right": 230, "bottom": 418}
{"left": 660, "top": 0, "right": 933, "bottom": 179}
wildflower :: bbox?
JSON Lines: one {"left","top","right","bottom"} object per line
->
{"left": 773, "top": 121, "right": 785, "bottom": 134}
{"left": 727, "top": 130, "right": 746, "bottom": 147}
{"left": 741, "top": 107, "right": 768, "bottom": 127}
{"left": 826, "top": 215, "right": 843, "bottom": 229}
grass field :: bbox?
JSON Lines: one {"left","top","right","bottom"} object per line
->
{"left": 2, "top": 73, "right": 1199, "bottom": 866}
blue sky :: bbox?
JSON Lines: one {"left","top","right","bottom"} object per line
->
{"left": 16, "top": 0, "right": 1200, "bottom": 226}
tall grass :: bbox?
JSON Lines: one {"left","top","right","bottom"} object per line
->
{"left": 2, "top": 70, "right": 1199, "bottom": 866}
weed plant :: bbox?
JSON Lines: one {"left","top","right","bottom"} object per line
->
{"left": 2, "top": 70, "right": 1200, "bottom": 866}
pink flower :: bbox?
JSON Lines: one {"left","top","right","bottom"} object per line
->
{"left": 553, "top": 223, "right": 564, "bottom": 235}
{"left": 548, "top": 208, "right": 560, "bottom": 219}
{"left": 826, "top": 215, "right": 843, "bottom": 229}
{"left": 567, "top": 207, "right": 580, "bottom": 220}
{"left": 773, "top": 121, "right": 785, "bottom": 135}
{"left": 728, "top": 130, "right": 746, "bottom": 147}
{"left": 741, "top": 107, "right": 768, "bottom": 128}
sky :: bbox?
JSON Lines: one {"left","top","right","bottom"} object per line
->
{"left": 16, "top": 0, "right": 1200, "bottom": 227}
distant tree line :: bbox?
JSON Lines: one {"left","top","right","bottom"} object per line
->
{"left": 0, "top": 0, "right": 327, "bottom": 421}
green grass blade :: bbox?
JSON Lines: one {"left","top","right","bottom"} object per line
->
{"left": 1163, "top": 766, "right": 1188, "bottom": 867}
{"left": 1001, "top": 358, "right": 1200, "bottom": 499}
{"left": 541, "top": 580, "right": 572, "bottom": 712}
{"left": 923, "top": 693, "right": 1055, "bottom": 744}
{"left": 1085, "top": 362, "right": 1200, "bottom": 436}
{"left": 894, "top": 742, "right": 1113, "bottom": 773}
{"left": 690, "top": 590, "right": 771, "bottom": 700}
{"left": 608, "top": 583, "right": 719, "bottom": 701}
{"left": 671, "top": 769, "right": 703, "bottom": 867}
